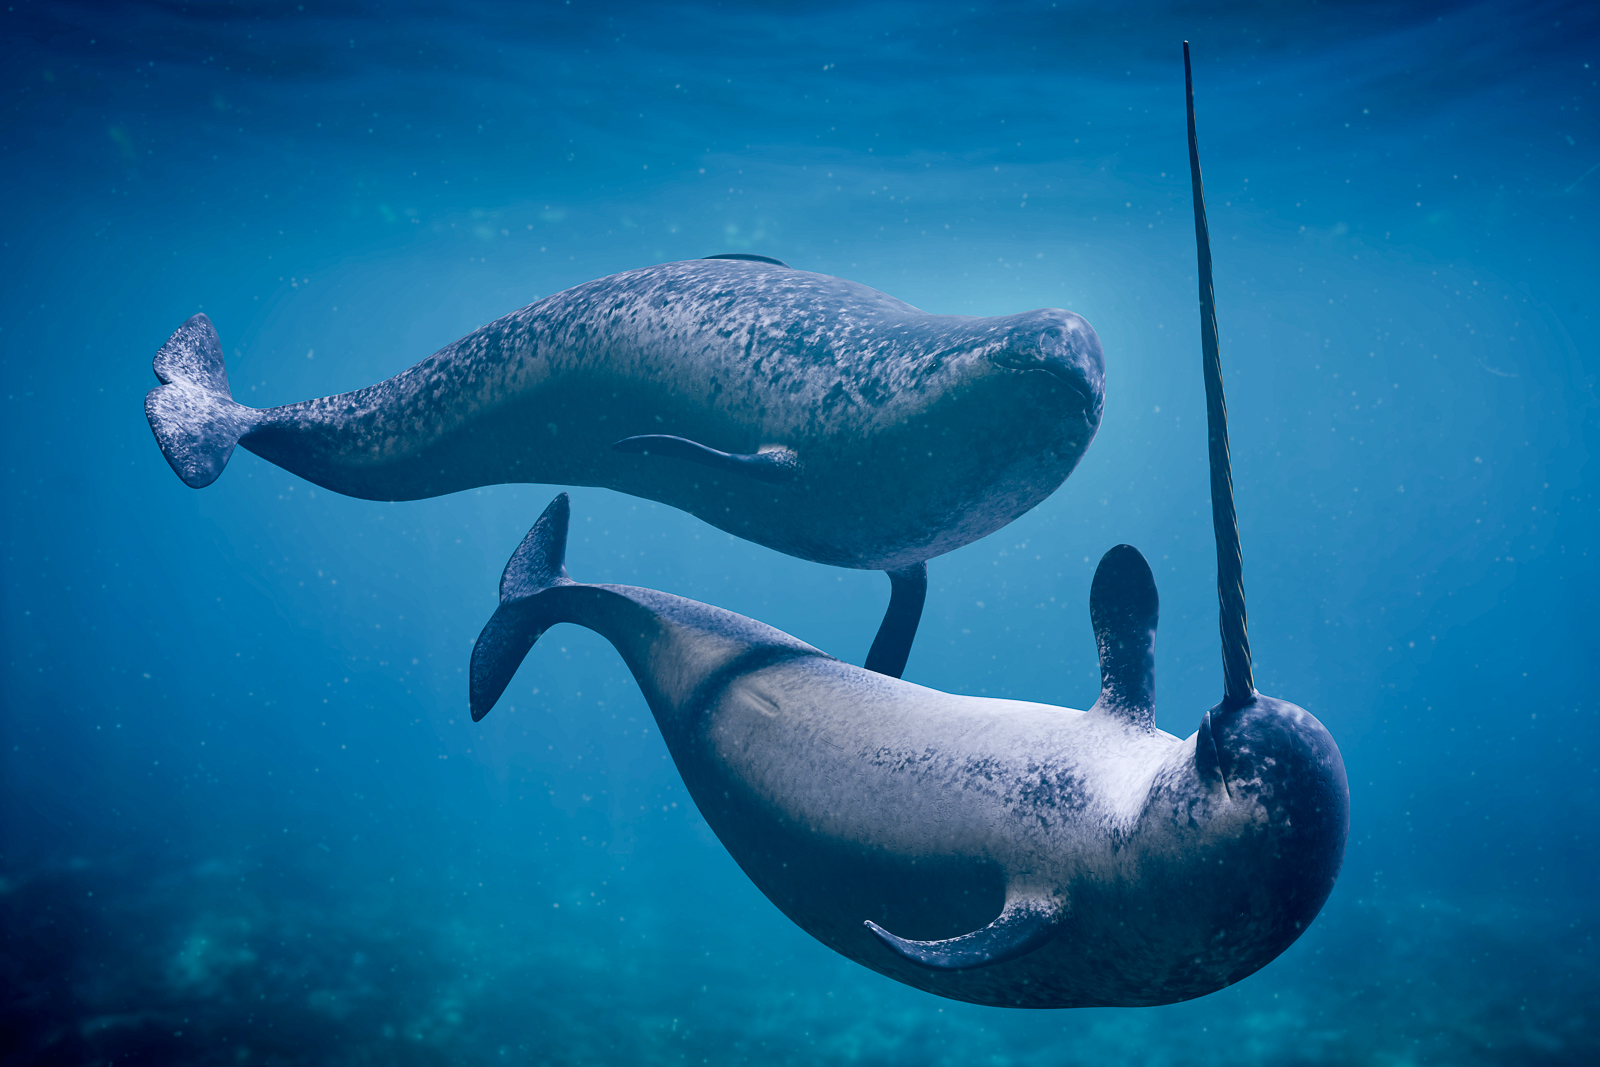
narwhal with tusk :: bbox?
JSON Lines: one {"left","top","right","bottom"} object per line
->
{"left": 465, "top": 45, "right": 1348, "bottom": 1008}
{"left": 145, "top": 249, "right": 1103, "bottom": 680}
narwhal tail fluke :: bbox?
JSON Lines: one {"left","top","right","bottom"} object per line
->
{"left": 145, "top": 313, "right": 256, "bottom": 489}
{"left": 470, "top": 493, "right": 578, "bottom": 721}
{"left": 472, "top": 493, "right": 818, "bottom": 725}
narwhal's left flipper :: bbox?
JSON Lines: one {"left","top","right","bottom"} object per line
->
{"left": 611, "top": 435, "right": 802, "bottom": 485}
{"left": 1088, "top": 544, "right": 1158, "bottom": 725}
{"left": 863, "top": 562, "right": 927, "bottom": 679}
{"left": 865, "top": 887, "right": 1061, "bottom": 971}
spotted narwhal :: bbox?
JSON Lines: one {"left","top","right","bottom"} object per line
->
{"left": 146, "top": 253, "right": 1103, "bottom": 677}
{"left": 466, "top": 490, "right": 1345, "bottom": 1007}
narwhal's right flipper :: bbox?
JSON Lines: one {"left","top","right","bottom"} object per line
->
{"left": 863, "top": 562, "right": 927, "bottom": 679}
{"left": 145, "top": 314, "right": 256, "bottom": 488}
{"left": 865, "top": 888, "right": 1061, "bottom": 971}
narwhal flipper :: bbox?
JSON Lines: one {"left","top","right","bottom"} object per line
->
{"left": 1088, "top": 545, "right": 1159, "bottom": 725}
{"left": 865, "top": 889, "right": 1061, "bottom": 971}
{"left": 863, "top": 562, "right": 927, "bottom": 679}
{"left": 145, "top": 314, "right": 256, "bottom": 488}
{"left": 611, "top": 435, "right": 802, "bottom": 485}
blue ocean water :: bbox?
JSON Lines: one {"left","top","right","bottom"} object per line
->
{"left": 2, "top": 0, "right": 1595, "bottom": 1062}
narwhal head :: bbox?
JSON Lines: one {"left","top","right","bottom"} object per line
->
{"left": 983, "top": 307, "right": 1106, "bottom": 428}
{"left": 1128, "top": 687, "right": 1348, "bottom": 992}
{"left": 846, "top": 305, "right": 1105, "bottom": 569}
{"left": 1086, "top": 545, "right": 1345, "bottom": 885}
{"left": 1089, "top": 541, "right": 1347, "bottom": 991}
{"left": 1192, "top": 693, "right": 1349, "bottom": 881}
{"left": 1088, "top": 543, "right": 1348, "bottom": 992}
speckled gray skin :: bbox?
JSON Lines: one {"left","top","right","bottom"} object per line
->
{"left": 146, "top": 256, "right": 1103, "bottom": 572}
{"left": 471, "top": 494, "right": 1349, "bottom": 1009}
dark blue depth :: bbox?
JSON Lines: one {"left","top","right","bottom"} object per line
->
{"left": 2, "top": 1, "right": 1596, "bottom": 1063}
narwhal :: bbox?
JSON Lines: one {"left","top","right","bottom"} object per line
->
{"left": 146, "top": 251, "right": 1103, "bottom": 678}
{"left": 465, "top": 47, "right": 1348, "bottom": 1008}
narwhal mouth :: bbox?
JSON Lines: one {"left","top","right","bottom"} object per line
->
{"left": 1037, "top": 361, "right": 1103, "bottom": 416}
{"left": 986, "top": 315, "right": 1106, "bottom": 419}
{"left": 997, "top": 357, "right": 1104, "bottom": 424}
